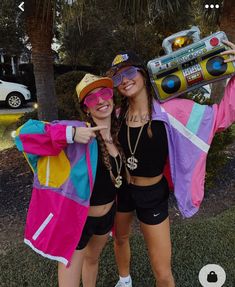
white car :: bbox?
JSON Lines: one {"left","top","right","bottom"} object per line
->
{"left": 0, "top": 79, "right": 31, "bottom": 109}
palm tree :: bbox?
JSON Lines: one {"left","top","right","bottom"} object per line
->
{"left": 24, "top": 0, "right": 95, "bottom": 121}
{"left": 25, "top": 0, "right": 57, "bottom": 121}
{"left": 219, "top": 0, "right": 235, "bottom": 42}
{"left": 117, "top": 0, "right": 191, "bottom": 24}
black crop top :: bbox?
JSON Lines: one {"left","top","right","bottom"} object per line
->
{"left": 89, "top": 145, "right": 121, "bottom": 206}
{"left": 118, "top": 120, "right": 168, "bottom": 177}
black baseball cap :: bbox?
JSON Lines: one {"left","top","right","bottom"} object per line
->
{"left": 107, "top": 51, "right": 145, "bottom": 77}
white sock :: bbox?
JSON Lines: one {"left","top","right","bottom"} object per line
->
{"left": 119, "top": 275, "right": 132, "bottom": 284}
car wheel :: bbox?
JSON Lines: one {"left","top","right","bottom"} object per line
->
{"left": 6, "top": 92, "right": 24, "bottom": 109}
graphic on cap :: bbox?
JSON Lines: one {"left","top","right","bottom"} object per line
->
{"left": 76, "top": 73, "right": 113, "bottom": 103}
{"left": 112, "top": 54, "right": 129, "bottom": 66}
{"left": 83, "top": 74, "right": 99, "bottom": 83}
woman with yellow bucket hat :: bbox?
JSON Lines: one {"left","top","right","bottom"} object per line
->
{"left": 14, "top": 73, "right": 129, "bottom": 286}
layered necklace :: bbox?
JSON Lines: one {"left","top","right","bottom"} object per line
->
{"left": 126, "top": 110, "right": 146, "bottom": 171}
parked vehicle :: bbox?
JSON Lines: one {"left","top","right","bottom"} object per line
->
{"left": 0, "top": 79, "right": 31, "bottom": 109}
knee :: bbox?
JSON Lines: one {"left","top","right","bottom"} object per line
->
{"left": 114, "top": 234, "right": 130, "bottom": 246}
{"left": 155, "top": 269, "right": 174, "bottom": 284}
{"left": 84, "top": 254, "right": 99, "bottom": 266}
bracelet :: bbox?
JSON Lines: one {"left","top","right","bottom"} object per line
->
{"left": 72, "top": 127, "right": 76, "bottom": 142}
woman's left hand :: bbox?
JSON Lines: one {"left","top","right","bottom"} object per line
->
{"left": 220, "top": 40, "right": 235, "bottom": 63}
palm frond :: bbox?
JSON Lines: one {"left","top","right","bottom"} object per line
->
{"left": 201, "top": 0, "right": 223, "bottom": 24}
{"left": 117, "top": 0, "right": 192, "bottom": 23}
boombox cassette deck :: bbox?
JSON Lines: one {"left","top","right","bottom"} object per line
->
{"left": 147, "top": 31, "right": 235, "bottom": 102}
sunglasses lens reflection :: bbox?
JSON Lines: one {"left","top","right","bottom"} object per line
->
{"left": 112, "top": 67, "right": 138, "bottom": 87}
{"left": 84, "top": 88, "right": 113, "bottom": 107}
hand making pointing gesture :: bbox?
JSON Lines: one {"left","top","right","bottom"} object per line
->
{"left": 73, "top": 126, "right": 107, "bottom": 144}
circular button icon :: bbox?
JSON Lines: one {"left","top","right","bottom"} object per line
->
{"left": 199, "top": 264, "right": 226, "bottom": 287}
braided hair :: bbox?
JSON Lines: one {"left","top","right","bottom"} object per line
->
{"left": 81, "top": 102, "right": 130, "bottom": 185}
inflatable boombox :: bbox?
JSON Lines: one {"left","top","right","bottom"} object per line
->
{"left": 147, "top": 27, "right": 235, "bottom": 102}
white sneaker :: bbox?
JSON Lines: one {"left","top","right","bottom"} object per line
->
{"left": 114, "top": 280, "right": 132, "bottom": 287}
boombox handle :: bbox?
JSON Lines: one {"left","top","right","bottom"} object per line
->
{"left": 162, "top": 26, "right": 201, "bottom": 55}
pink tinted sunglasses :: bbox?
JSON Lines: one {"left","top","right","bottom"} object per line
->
{"left": 84, "top": 88, "right": 113, "bottom": 108}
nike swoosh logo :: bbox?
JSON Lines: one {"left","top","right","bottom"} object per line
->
{"left": 153, "top": 213, "right": 160, "bottom": 217}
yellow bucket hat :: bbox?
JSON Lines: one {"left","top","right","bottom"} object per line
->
{"left": 76, "top": 73, "right": 113, "bottom": 102}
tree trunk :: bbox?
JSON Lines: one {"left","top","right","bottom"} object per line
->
{"left": 219, "top": 0, "right": 235, "bottom": 42}
{"left": 25, "top": 0, "right": 58, "bottom": 121}
{"left": 211, "top": 0, "right": 235, "bottom": 103}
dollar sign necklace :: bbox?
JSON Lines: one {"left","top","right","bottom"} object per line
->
{"left": 113, "top": 154, "right": 123, "bottom": 188}
{"left": 126, "top": 114, "right": 145, "bottom": 171}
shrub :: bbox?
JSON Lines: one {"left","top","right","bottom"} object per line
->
{"left": 206, "top": 127, "right": 233, "bottom": 189}
{"left": 55, "top": 70, "right": 86, "bottom": 120}
{"left": 16, "top": 111, "right": 38, "bottom": 127}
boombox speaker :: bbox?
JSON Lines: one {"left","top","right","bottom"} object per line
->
{"left": 147, "top": 31, "right": 235, "bottom": 102}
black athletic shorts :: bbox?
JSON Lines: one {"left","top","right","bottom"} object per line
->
{"left": 76, "top": 203, "right": 116, "bottom": 250}
{"left": 117, "top": 176, "right": 169, "bottom": 225}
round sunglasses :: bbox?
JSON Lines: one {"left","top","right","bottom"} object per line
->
{"left": 84, "top": 88, "right": 113, "bottom": 108}
{"left": 112, "top": 66, "right": 140, "bottom": 87}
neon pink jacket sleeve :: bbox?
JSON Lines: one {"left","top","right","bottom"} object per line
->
{"left": 15, "top": 119, "right": 68, "bottom": 156}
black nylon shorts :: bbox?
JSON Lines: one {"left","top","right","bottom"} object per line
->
{"left": 76, "top": 203, "right": 116, "bottom": 250}
{"left": 117, "top": 176, "right": 169, "bottom": 225}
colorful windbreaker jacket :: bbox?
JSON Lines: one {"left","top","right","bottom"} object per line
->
{"left": 15, "top": 120, "right": 98, "bottom": 266}
{"left": 15, "top": 76, "right": 235, "bottom": 266}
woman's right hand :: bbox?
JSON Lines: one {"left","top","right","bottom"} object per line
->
{"left": 73, "top": 126, "right": 107, "bottom": 144}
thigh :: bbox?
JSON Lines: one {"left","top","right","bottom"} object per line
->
{"left": 140, "top": 217, "right": 172, "bottom": 269}
{"left": 84, "top": 232, "right": 110, "bottom": 260}
{"left": 114, "top": 211, "right": 134, "bottom": 238}
{"left": 58, "top": 249, "right": 85, "bottom": 287}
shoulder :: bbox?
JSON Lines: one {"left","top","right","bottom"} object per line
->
{"left": 152, "top": 97, "right": 196, "bottom": 120}
{"left": 160, "top": 98, "right": 195, "bottom": 114}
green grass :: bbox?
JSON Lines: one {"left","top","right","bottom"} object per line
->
{"left": 1, "top": 207, "right": 234, "bottom": 287}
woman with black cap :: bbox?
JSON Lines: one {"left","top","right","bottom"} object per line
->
{"left": 107, "top": 41, "right": 235, "bottom": 287}
{"left": 14, "top": 73, "right": 129, "bottom": 287}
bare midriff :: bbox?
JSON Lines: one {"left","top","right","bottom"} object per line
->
{"left": 88, "top": 200, "right": 114, "bottom": 217}
{"left": 130, "top": 173, "right": 163, "bottom": 186}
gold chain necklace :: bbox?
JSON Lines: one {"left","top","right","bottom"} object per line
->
{"left": 126, "top": 115, "right": 145, "bottom": 171}
{"left": 111, "top": 153, "right": 123, "bottom": 188}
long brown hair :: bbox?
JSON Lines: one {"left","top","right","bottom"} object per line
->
{"left": 118, "top": 68, "right": 153, "bottom": 138}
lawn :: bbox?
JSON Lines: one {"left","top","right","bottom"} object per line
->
{"left": 1, "top": 207, "right": 234, "bottom": 287}
{"left": 0, "top": 119, "right": 234, "bottom": 287}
